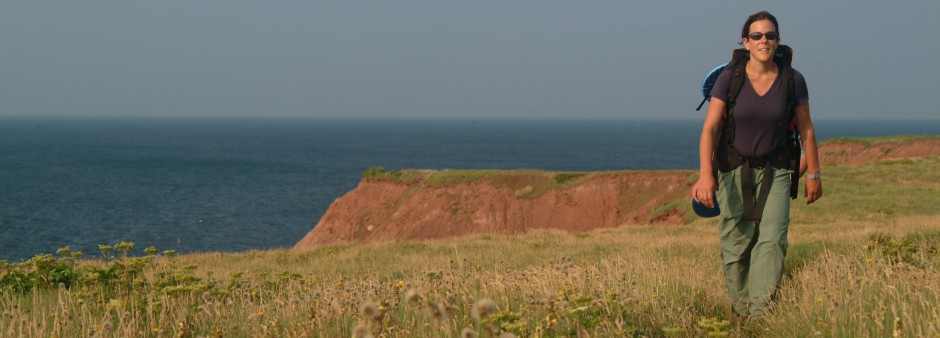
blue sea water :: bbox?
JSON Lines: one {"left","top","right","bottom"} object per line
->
{"left": 1, "top": 117, "right": 938, "bottom": 261}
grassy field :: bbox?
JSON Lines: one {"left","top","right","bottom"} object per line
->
{"left": 2, "top": 139, "right": 939, "bottom": 337}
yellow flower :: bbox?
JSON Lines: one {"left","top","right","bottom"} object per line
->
{"left": 152, "top": 328, "right": 160, "bottom": 333}
{"left": 395, "top": 280, "right": 405, "bottom": 289}
{"left": 866, "top": 258, "right": 874, "bottom": 264}
{"left": 257, "top": 309, "right": 265, "bottom": 317}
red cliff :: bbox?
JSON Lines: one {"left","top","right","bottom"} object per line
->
{"left": 294, "top": 170, "right": 693, "bottom": 249}
{"left": 294, "top": 137, "right": 940, "bottom": 250}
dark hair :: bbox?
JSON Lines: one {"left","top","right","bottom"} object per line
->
{"left": 739, "top": 11, "right": 779, "bottom": 44}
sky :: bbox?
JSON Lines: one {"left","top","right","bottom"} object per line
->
{"left": 1, "top": 1, "right": 938, "bottom": 120}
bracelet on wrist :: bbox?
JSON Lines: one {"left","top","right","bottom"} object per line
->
{"left": 806, "top": 173, "right": 821, "bottom": 179}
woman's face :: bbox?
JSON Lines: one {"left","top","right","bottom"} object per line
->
{"left": 743, "top": 19, "right": 779, "bottom": 63}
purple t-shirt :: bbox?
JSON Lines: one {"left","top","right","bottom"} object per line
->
{"left": 710, "top": 67, "right": 809, "bottom": 157}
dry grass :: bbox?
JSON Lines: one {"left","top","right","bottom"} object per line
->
{"left": 2, "top": 155, "right": 939, "bottom": 337}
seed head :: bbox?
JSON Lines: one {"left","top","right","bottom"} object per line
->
{"left": 460, "top": 327, "right": 478, "bottom": 338}
{"left": 426, "top": 302, "right": 447, "bottom": 322}
{"left": 471, "top": 298, "right": 498, "bottom": 321}
{"left": 352, "top": 322, "right": 373, "bottom": 338}
{"left": 404, "top": 288, "right": 422, "bottom": 304}
{"left": 359, "top": 301, "right": 382, "bottom": 321}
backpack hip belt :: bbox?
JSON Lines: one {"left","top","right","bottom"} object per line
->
{"left": 718, "top": 145, "right": 792, "bottom": 224}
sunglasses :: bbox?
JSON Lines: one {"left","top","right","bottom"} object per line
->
{"left": 748, "top": 31, "right": 779, "bottom": 41}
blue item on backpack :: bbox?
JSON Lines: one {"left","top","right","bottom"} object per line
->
{"left": 701, "top": 63, "right": 728, "bottom": 99}
{"left": 696, "top": 63, "right": 728, "bottom": 111}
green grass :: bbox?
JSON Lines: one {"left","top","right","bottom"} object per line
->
{"left": 363, "top": 168, "right": 604, "bottom": 200}
{"left": 790, "top": 156, "right": 940, "bottom": 227}
{"left": 821, "top": 134, "right": 939, "bottom": 147}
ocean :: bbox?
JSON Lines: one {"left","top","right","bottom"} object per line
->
{"left": 1, "top": 117, "right": 938, "bottom": 262}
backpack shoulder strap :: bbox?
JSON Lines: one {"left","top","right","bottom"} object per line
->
{"left": 775, "top": 45, "right": 796, "bottom": 111}
{"left": 775, "top": 45, "right": 795, "bottom": 128}
{"left": 774, "top": 44, "right": 802, "bottom": 199}
{"left": 725, "top": 48, "right": 750, "bottom": 107}
{"left": 721, "top": 48, "right": 749, "bottom": 145}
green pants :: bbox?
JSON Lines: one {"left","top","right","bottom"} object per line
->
{"left": 716, "top": 166, "right": 791, "bottom": 318}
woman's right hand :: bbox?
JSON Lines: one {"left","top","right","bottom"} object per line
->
{"left": 694, "top": 97, "right": 724, "bottom": 209}
{"left": 692, "top": 175, "right": 717, "bottom": 208}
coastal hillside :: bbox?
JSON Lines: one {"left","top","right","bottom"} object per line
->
{"left": 295, "top": 136, "right": 940, "bottom": 249}
{"left": 5, "top": 135, "right": 939, "bottom": 337}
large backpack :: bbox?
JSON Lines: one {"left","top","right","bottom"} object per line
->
{"left": 697, "top": 45, "right": 801, "bottom": 224}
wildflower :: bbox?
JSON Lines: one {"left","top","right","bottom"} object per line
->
{"left": 471, "top": 298, "right": 498, "bottom": 321}
{"left": 114, "top": 241, "right": 135, "bottom": 257}
{"left": 107, "top": 299, "right": 122, "bottom": 311}
{"left": 893, "top": 317, "right": 902, "bottom": 337}
{"left": 395, "top": 280, "right": 405, "bottom": 289}
{"left": 359, "top": 301, "right": 382, "bottom": 321}
{"left": 152, "top": 328, "right": 160, "bottom": 334}
{"left": 257, "top": 309, "right": 265, "bottom": 318}
{"left": 545, "top": 313, "right": 558, "bottom": 328}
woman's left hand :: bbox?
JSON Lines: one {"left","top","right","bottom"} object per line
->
{"left": 805, "top": 178, "right": 822, "bottom": 204}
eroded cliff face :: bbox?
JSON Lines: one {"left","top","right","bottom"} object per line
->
{"left": 294, "top": 170, "right": 694, "bottom": 249}
{"left": 817, "top": 138, "right": 940, "bottom": 166}
{"left": 293, "top": 137, "right": 940, "bottom": 250}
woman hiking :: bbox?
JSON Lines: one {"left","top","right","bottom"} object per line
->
{"left": 691, "top": 11, "right": 823, "bottom": 318}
